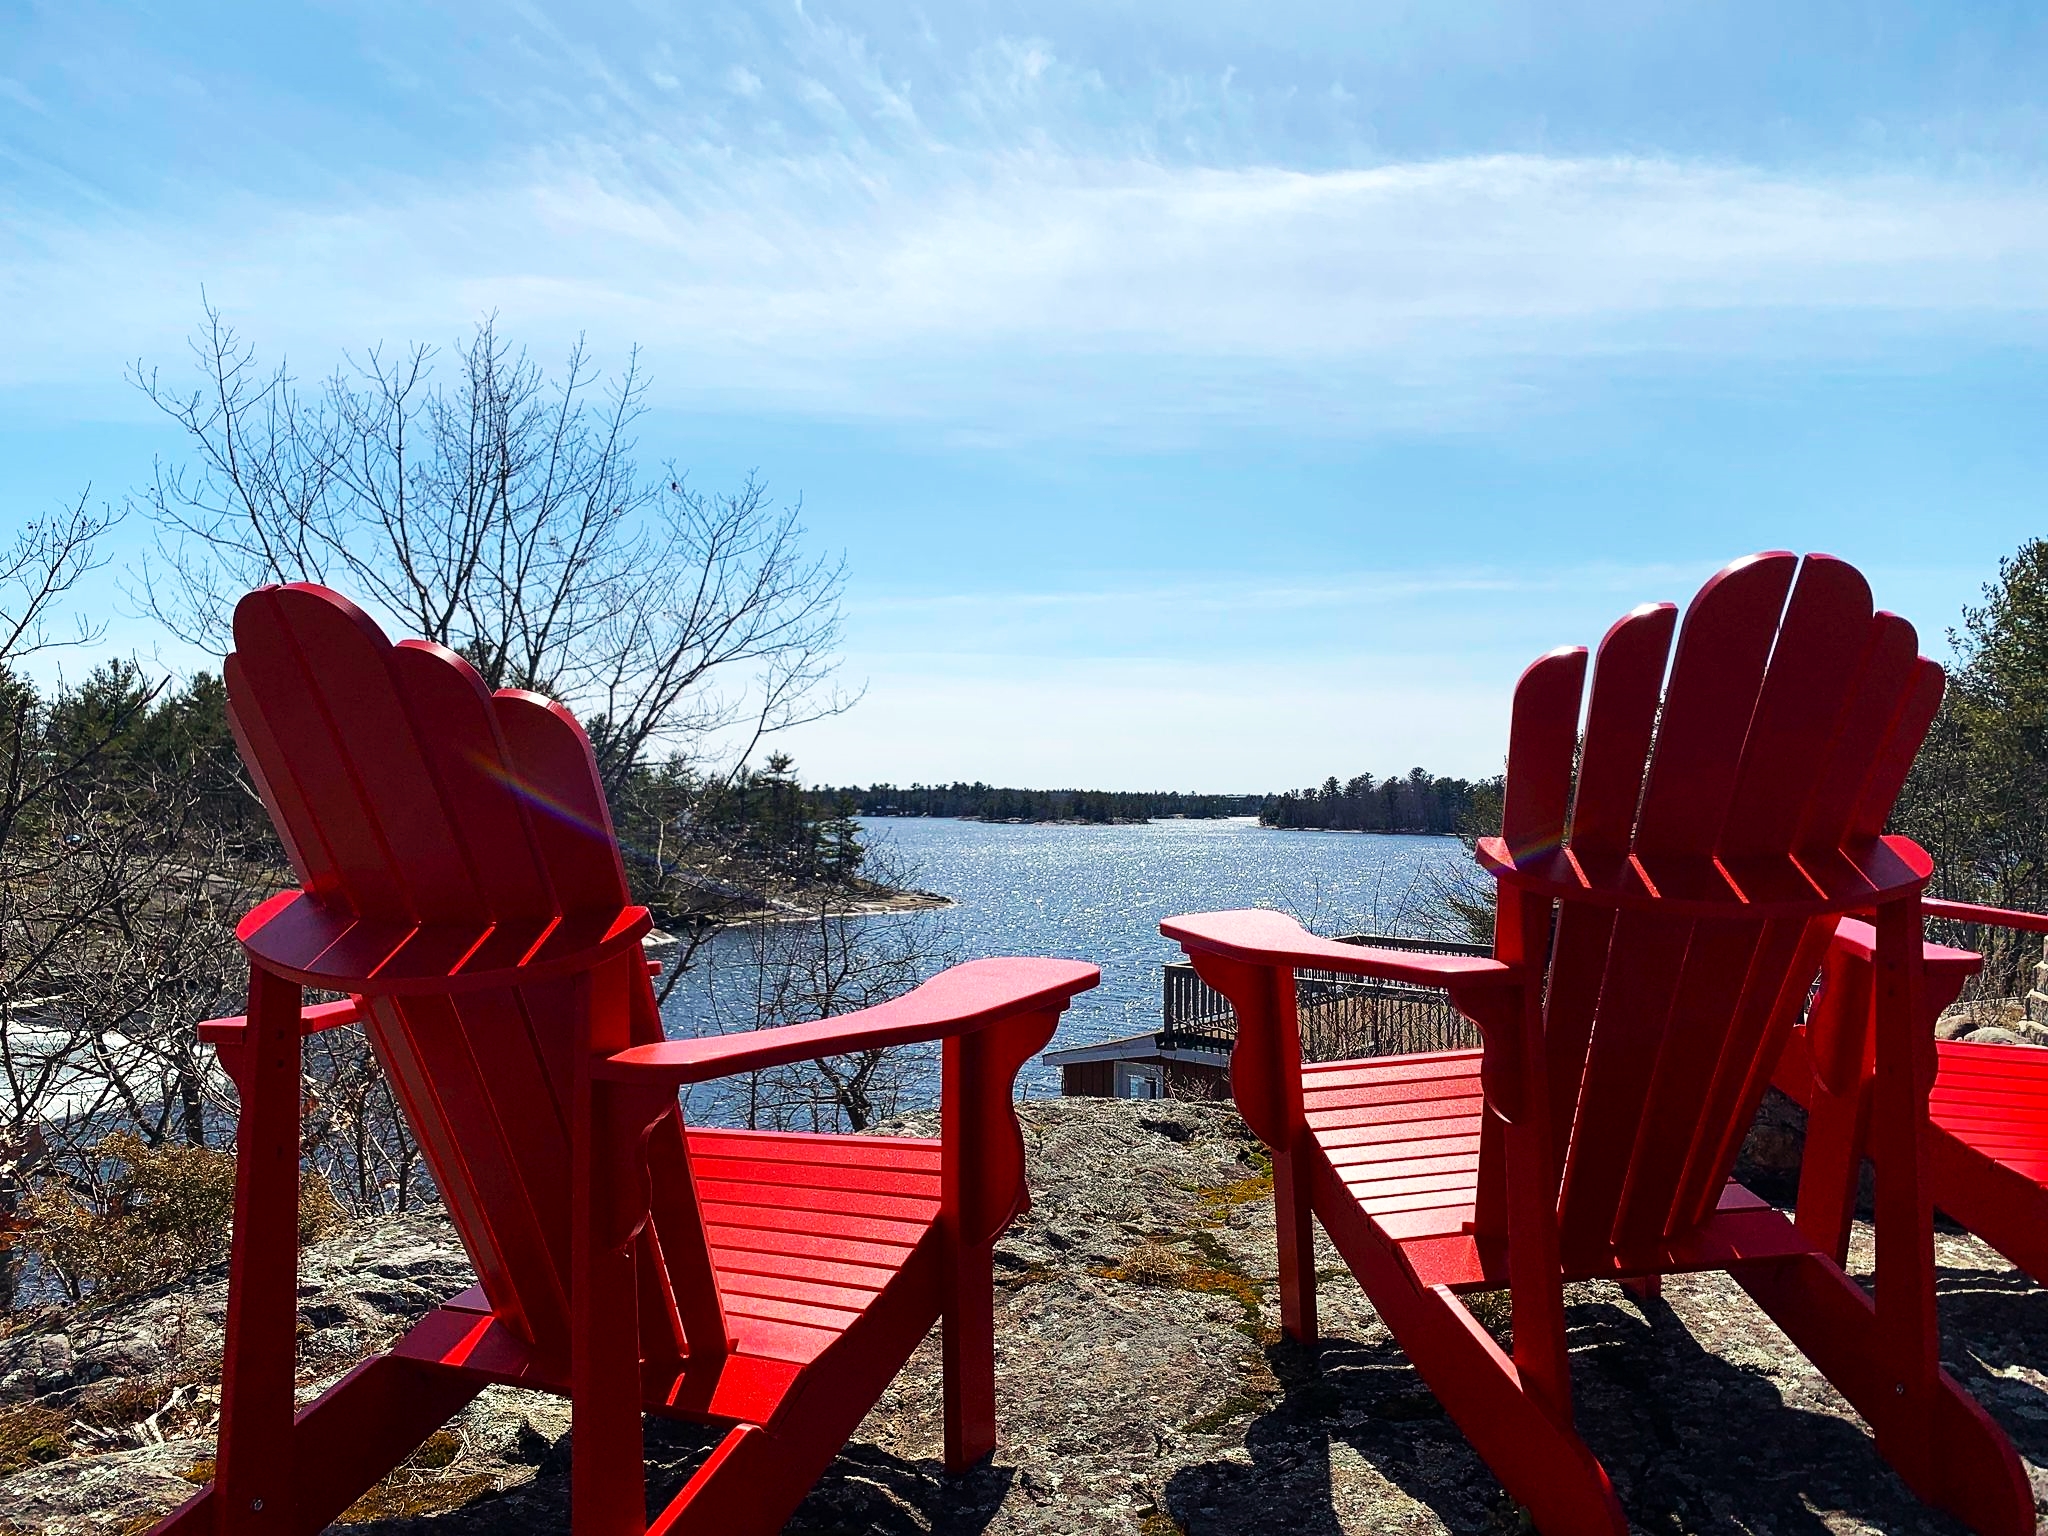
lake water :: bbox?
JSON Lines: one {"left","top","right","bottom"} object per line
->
{"left": 659, "top": 817, "right": 1472, "bottom": 1111}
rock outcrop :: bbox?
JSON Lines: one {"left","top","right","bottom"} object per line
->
{"left": 3, "top": 1098, "right": 2044, "bottom": 1534}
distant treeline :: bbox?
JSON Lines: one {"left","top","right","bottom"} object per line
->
{"left": 1261, "top": 771, "right": 1503, "bottom": 836}
{"left": 820, "top": 774, "right": 1501, "bottom": 832}
{"left": 822, "top": 783, "right": 1265, "bottom": 823}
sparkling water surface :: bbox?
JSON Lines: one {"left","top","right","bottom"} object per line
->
{"left": 660, "top": 816, "right": 1469, "bottom": 1108}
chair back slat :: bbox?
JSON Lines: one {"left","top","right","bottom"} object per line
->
{"left": 226, "top": 584, "right": 717, "bottom": 1367}
{"left": 1717, "top": 556, "right": 1878, "bottom": 858}
{"left": 367, "top": 991, "right": 575, "bottom": 1347}
{"left": 1630, "top": 552, "right": 1797, "bottom": 858}
{"left": 1498, "top": 646, "right": 1587, "bottom": 865}
{"left": 1539, "top": 603, "right": 1676, "bottom": 1182}
{"left": 387, "top": 643, "right": 560, "bottom": 916}
{"left": 489, "top": 688, "right": 637, "bottom": 913}
{"left": 266, "top": 593, "right": 504, "bottom": 920}
{"left": 1513, "top": 554, "right": 1939, "bottom": 1267}
{"left": 366, "top": 995, "right": 534, "bottom": 1326}
{"left": 1848, "top": 650, "right": 1945, "bottom": 842}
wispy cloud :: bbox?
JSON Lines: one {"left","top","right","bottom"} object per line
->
{"left": 9, "top": 148, "right": 2047, "bottom": 435}
{"left": 4, "top": 12, "right": 2047, "bottom": 442}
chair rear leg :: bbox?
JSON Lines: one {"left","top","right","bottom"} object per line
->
{"left": 650, "top": 1422, "right": 851, "bottom": 1536}
{"left": 1394, "top": 1279, "right": 1622, "bottom": 1535}
{"left": 1793, "top": 1078, "right": 1868, "bottom": 1267}
{"left": 572, "top": 1079, "right": 654, "bottom": 1536}
{"left": 944, "top": 1235, "right": 998, "bottom": 1472}
{"left": 1316, "top": 1191, "right": 1622, "bottom": 1534}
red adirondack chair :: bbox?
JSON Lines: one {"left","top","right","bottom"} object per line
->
{"left": 151, "top": 584, "right": 1098, "bottom": 1536}
{"left": 1162, "top": 553, "right": 2032, "bottom": 1535}
{"left": 1775, "top": 901, "right": 2048, "bottom": 1284}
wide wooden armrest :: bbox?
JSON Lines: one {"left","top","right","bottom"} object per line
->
{"left": 1161, "top": 908, "right": 1518, "bottom": 992}
{"left": 1922, "top": 898, "right": 2048, "bottom": 937}
{"left": 598, "top": 956, "right": 1100, "bottom": 1087}
{"left": 198, "top": 997, "right": 362, "bottom": 1047}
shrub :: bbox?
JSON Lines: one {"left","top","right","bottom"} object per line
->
{"left": 23, "top": 1133, "right": 347, "bottom": 1301}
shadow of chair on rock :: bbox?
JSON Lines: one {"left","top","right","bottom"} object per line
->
{"left": 1165, "top": 1286, "right": 2008, "bottom": 1536}
{"left": 1929, "top": 1260, "right": 2048, "bottom": 1471}
{"left": 335, "top": 1420, "right": 1015, "bottom": 1536}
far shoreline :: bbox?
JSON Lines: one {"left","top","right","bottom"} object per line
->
{"left": 647, "top": 888, "right": 956, "bottom": 942}
{"left": 861, "top": 812, "right": 1458, "bottom": 837}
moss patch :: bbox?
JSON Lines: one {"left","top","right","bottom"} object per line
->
{"left": 995, "top": 1259, "right": 1059, "bottom": 1291}
{"left": 0, "top": 1402, "right": 72, "bottom": 1476}
{"left": 1094, "top": 1236, "right": 1266, "bottom": 1338}
{"left": 339, "top": 1472, "right": 498, "bottom": 1523}
{"left": 1181, "top": 1389, "right": 1275, "bottom": 1436}
{"left": 1194, "top": 1168, "right": 1274, "bottom": 1219}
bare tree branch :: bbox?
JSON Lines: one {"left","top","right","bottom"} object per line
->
{"left": 127, "top": 305, "right": 850, "bottom": 801}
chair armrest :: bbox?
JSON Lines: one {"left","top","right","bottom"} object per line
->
{"left": 1831, "top": 915, "right": 1982, "bottom": 974}
{"left": 1160, "top": 908, "right": 1518, "bottom": 992}
{"left": 1922, "top": 898, "right": 2048, "bottom": 937}
{"left": 597, "top": 957, "right": 1100, "bottom": 1087}
{"left": 198, "top": 997, "right": 362, "bottom": 1047}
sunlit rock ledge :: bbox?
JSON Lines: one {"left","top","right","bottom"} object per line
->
{"left": 3, "top": 1098, "right": 2043, "bottom": 1535}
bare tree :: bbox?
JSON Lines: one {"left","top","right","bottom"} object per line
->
{"left": 0, "top": 492, "right": 119, "bottom": 674}
{"left": 129, "top": 301, "right": 851, "bottom": 796}
{"left": 684, "top": 845, "right": 957, "bottom": 1133}
{"left": 300, "top": 1022, "right": 425, "bottom": 1215}
{"left": 0, "top": 498, "right": 273, "bottom": 1305}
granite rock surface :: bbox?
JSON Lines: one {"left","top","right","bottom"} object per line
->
{"left": 2, "top": 1097, "right": 2044, "bottom": 1535}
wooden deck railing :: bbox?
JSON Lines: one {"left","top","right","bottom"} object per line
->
{"left": 1161, "top": 931, "right": 1489, "bottom": 1061}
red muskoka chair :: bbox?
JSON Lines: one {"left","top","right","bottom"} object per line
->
{"left": 152, "top": 584, "right": 1098, "bottom": 1536}
{"left": 1162, "top": 553, "right": 2032, "bottom": 1535}
{"left": 1775, "top": 901, "right": 2048, "bottom": 1285}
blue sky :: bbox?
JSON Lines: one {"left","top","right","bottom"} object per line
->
{"left": 4, "top": 2, "right": 2046, "bottom": 789}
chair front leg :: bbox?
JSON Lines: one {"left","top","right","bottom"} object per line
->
{"left": 941, "top": 1223, "right": 998, "bottom": 1473}
{"left": 940, "top": 1006, "right": 1067, "bottom": 1471}
{"left": 572, "top": 956, "right": 661, "bottom": 1536}
{"left": 571, "top": 1076, "right": 655, "bottom": 1535}
{"left": 1270, "top": 1137, "right": 1319, "bottom": 1344}
{"left": 1186, "top": 955, "right": 1316, "bottom": 1342}
{"left": 213, "top": 963, "right": 304, "bottom": 1535}
{"left": 1868, "top": 898, "right": 1942, "bottom": 1482}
